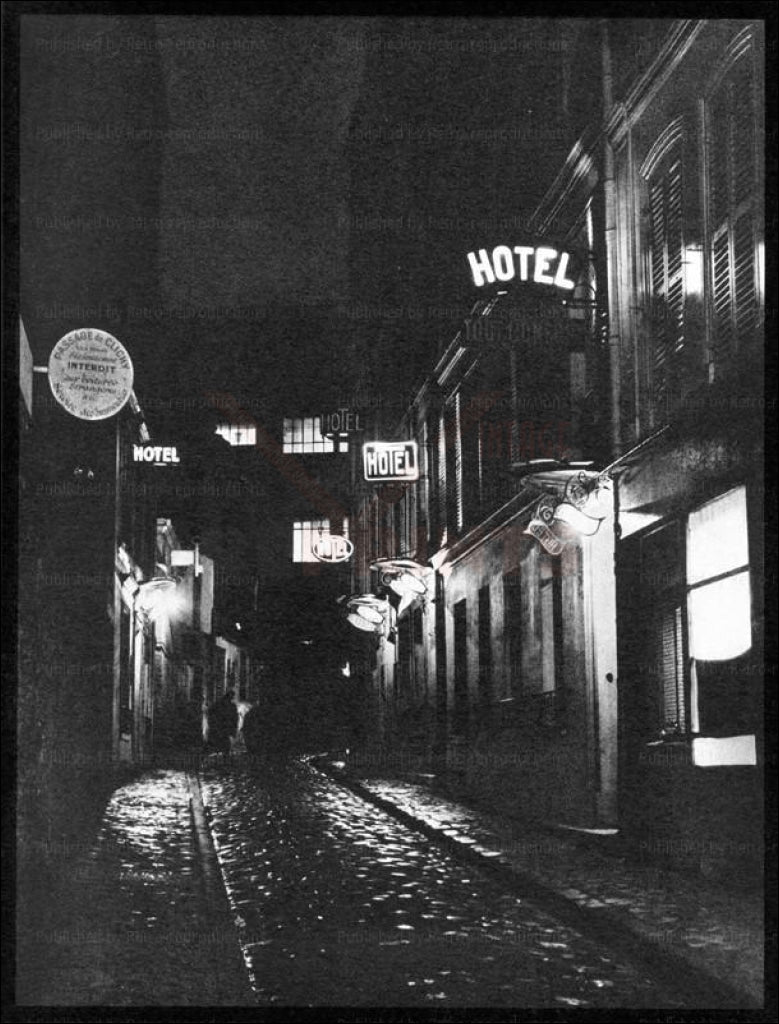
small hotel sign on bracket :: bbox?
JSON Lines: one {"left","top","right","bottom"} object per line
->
{"left": 363, "top": 441, "right": 419, "bottom": 482}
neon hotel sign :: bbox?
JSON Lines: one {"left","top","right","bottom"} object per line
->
{"left": 466, "top": 245, "right": 575, "bottom": 290}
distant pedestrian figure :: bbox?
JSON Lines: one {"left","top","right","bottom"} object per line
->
{"left": 242, "top": 704, "right": 263, "bottom": 758}
{"left": 207, "top": 689, "right": 238, "bottom": 759}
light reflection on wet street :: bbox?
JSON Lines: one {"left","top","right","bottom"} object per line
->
{"left": 201, "top": 760, "right": 687, "bottom": 1008}
{"left": 17, "top": 770, "right": 252, "bottom": 1005}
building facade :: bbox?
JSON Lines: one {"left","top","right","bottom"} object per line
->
{"left": 346, "top": 18, "right": 765, "bottom": 879}
{"left": 603, "top": 20, "right": 765, "bottom": 878}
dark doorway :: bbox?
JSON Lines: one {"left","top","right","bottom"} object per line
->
{"left": 453, "top": 599, "right": 468, "bottom": 735}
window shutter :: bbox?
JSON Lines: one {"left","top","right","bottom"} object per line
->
{"left": 707, "top": 51, "right": 758, "bottom": 374}
{"left": 452, "top": 392, "right": 463, "bottom": 532}
{"left": 733, "top": 214, "right": 757, "bottom": 335}
{"left": 648, "top": 153, "right": 685, "bottom": 420}
{"left": 436, "top": 411, "right": 447, "bottom": 544}
{"left": 656, "top": 606, "right": 686, "bottom": 733}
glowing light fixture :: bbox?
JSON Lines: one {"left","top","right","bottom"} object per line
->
{"left": 136, "top": 576, "right": 177, "bottom": 617}
{"left": 346, "top": 612, "right": 378, "bottom": 633}
{"left": 553, "top": 501, "right": 605, "bottom": 536}
{"left": 370, "top": 558, "right": 430, "bottom": 598}
{"left": 386, "top": 571, "right": 427, "bottom": 597}
{"left": 342, "top": 593, "right": 389, "bottom": 635}
{"left": 355, "top": 604, "right": 384, "bottom": 625}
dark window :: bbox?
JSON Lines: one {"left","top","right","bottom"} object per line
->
{"left": 540, "top": 570, "right": 564, "bottom": 695}
{"left": 119, "top": 603, "right": 131, "bottom": 720}
{"left": 398, "top": 617, "right": 412, "bottom": 697}
{"left": 502, "top": 570, "right": 522, "bottom": 697}
{"left": 413, "top": 606, "right": 423, "bottom": 646}
{"left": 459, "top": 379, "right": 483, "bottom": 530}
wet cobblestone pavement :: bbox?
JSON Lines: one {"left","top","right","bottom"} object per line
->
{"left": 201, "top": 759, "right": 691, "bottom": 1008}
{"left": 347, "top": 772, "right": 764, "bottom": 1006}
{"left": 16, "top": 769, "right": 252, "bottom": 1005}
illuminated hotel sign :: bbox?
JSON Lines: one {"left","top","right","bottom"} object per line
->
{"left": 133, "top": 445, "right": 181, "bottom": 465}
{"left": 466, "top": 245, "right": 575, "bottom": 290}
{"left": 48, "top": 328, "right": 134, "bottom": 420}
{"left": 311, "top": 535, "right": 354, "bottom": 563}
{"left": 363, "top": 441, "right": 419, "bottom": 482}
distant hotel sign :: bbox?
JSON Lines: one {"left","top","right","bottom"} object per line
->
{"left": 48, "top": 328, "right": 134, "bottom": 420}
{"left": 319, "top": 408, "right": 363, "bottom": 437}
{"left": 363, "top": 441, "right": 419, "bottom": 482}
{"left": 466, "top": 245, "right": 576, "bottom": 291}
{"left": 312, "top": 535, "right": 354, "bottom": 564}
{"left": 133, "top": 445, "right": 181, "bottom": 465}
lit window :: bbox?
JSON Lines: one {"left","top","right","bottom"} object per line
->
{"left": 292, "top": 518, "right": 350, "bottom": 563}
{"left": 215, "top": 423, "right": 256, "bottom": 446}
{"left": 283, "top": 417, "right": 348, "bottom": 454}
{"left": 686, "top": 486, "right": 751, "bottom": 662}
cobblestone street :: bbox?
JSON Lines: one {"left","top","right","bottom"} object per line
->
{"left": 16, "top": 758, "right": 762, "bottom": 1009}
{"left": 201, "top": 759, "right": 691, "bottom": 1008}
{"left": 16, "top": 770, "right": 252, "bottom": 1006}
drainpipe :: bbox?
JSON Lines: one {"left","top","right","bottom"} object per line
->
{"left": 601, "top": 20, "right": 621, "bottom": 462}
{"left": 112, "top": 417, "right": 122, "bottom": 762}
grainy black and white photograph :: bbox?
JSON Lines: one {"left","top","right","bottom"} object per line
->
{"left": 9, "top": 6, "right": 772, "bottom": 1016}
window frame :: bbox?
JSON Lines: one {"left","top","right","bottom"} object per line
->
{"left": 631, "top": 484, "right": 754, "bottom": 743}
{"left": 639, "top": 117, "right": 688, "bottom": 429}
{"left": 702, "top": 32, "right": 762, "bottom": 377}
{"left": 282, "top": 416, "right": 348, "bottom": 454}
{"left": 291, "top": 517, "right": 350, "bottom": 563}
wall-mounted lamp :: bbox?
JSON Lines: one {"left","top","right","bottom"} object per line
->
{"left": 136, "top": 575, "right": 177, "bottom": 618}
{"left": 346, "top": 612, "right": 380, "bottom": 633}
{"left": 370, "top": 558, "right": 431, "bottom": 599}
{"left": 340, "top": 593, "right": 390, "bottom": 635}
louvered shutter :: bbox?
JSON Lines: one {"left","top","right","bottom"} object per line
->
{"left": 639, "top": 522, "right": 686, "bottom": 737}
{"left": 656, "top": 606, "right": 686, "bottom": 733}
{"left": 436, "top": 410, "right": 447, "bottom": 544}
{"left": 648, "top": 152, "right": 685, "bottom": 422}
{"left": 707, "top": 52, "right": 758, "bottom": 373}
{"left": 454, "top": 392, "right": 464, "bottom": 532}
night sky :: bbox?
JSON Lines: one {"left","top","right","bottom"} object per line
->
{"left": 18, "top": 13, "right": 666, "bottom": 660}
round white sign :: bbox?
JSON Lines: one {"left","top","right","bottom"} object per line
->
{"left": 48, "top": 328, "right": 134, "bottom": 421}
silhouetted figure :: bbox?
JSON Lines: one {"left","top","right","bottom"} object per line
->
{"left": 242, "top": 705, "right": 263, "bottom": 758}
{"left": 207, "top": 689, "right": 238, "bottom": 759}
